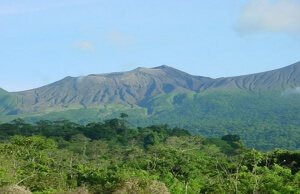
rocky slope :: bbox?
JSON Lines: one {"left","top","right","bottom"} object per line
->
{"left": 201, "top": 62, "right": 300, "bottom": 91}
{"left": 5, "top": 61, "right": 300, "bottom": 113}
{"left": 13, "top": 65, "right": 212, "bottom": 112}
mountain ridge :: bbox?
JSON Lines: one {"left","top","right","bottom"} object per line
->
{"left": 0, "top": 62, "right": 299, "bottom": 150}
{"left": 12, "top": 62, "right": 299, "bottom": 92}
{"left": 0, "top": 61, "right": 298, "bottom": 115}
{"left": 204, "top": 61, "right": 300, "bottom": 91}
{"left": 12, "top": 64, "right": 211, "bottom": 112}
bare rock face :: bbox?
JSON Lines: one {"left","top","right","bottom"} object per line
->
{"left": 6, "top": 62, "right": 300, "bottom": 113}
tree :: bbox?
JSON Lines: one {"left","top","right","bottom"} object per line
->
{"left": 68, "top": 134, "right": 90, "bottom": 157}
{"left": 221, "top": 134, "right": 241, "bottom": 142}
{"left": 120, "top": 113, "right": 129, "bottom": 120}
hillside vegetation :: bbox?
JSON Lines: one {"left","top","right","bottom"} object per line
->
{"left": 0, "top": 88, "right": 18, "bottom": 116}
{"left": 5, "top": 90, "right": 299, "bottom": 151}
{"left": 0, "top": 63, "right": 299, "bottom": 151}
{"left": 0, "top": 116, "right": 299, "bottom": 193}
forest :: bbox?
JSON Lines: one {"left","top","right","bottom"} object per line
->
{"left": 7, "top": 90, "right": 299, "bottom": 151}
{"left": 0, "top": 115, "right": 299, "bottom": 193}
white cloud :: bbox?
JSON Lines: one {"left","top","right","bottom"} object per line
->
{"left": 107, "top": 31, "right": 136, "bottom": 47}
{"left": 75, "top": 41, "right": 96, "bottom": 52}
{"left": 76, "top": 76, "right": 85, "bottom": 84}
{"left": 281, "top": 87, "right": 300, "bottom": 96}
{"left": 236, "top": 0, "right": 300, "bottom": 34}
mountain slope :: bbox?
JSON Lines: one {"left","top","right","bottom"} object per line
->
{"left": 0, "top": 88, "right": 19, "bottom": 116}
{"left": 0, "top": 62, "right": 300, "bottom": 150}
{"left": 200, "top": 62, "right": 300, "bottom": 91}
{"left": 18, "top": 90, "right": 300, "bottom": 150}
{"left": 13, "top": 65, "right": 212, "bottom": 112}
{"left": 11, "top": 62, "right": 300, "bottom": 113}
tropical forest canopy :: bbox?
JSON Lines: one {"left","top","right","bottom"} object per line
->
{"left": 0, "top": 116, "right": 299, "bottom": 193}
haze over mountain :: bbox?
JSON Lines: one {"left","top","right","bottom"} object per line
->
{"left": 0, "top": 62, "right": 299, "bottom": 150}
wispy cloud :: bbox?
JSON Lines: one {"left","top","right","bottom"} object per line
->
{"left": 107, "top": 31, "right": 136, "bottom": 47}
{"left": 236, "top": 0, "right": 300, "bottom": 34}
{"left": 281, "top": 87, "right": 300, "bottom": 96}
{"left": 75, "top": 40, "right": 96, "bottom": 52}
{"left": 76, "top": 76, "right": 85, "bottom": 84}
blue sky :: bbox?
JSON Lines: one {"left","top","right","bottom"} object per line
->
{"left": 0, "top": 0, "right": 300, "bottom": 92}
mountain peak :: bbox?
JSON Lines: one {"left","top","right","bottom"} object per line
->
{"left": 152, "top": 65, "right": 192, "bottom": 75}
{"left": 132, "top": 65, "right": 175, "bottom": 72}
{"left": 154, "top": 64, "right": 170, "bottom": 68}
{"left": 152, "top": 65, "right": 175, "bottom": 70}
{"left": 10, "top": 61, "right": 300, "bottom": 113}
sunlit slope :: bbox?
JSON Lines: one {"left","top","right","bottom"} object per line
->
{"left": 10, "top": 62, "right": 300, "bottom": 114}
{"left": 0, "top": 88, "right": 19, "bottom": 116}
{"left": 12, "top": 90, "right": 300, "bottom": 150}
{"left": 142, "top": 90, "right": 300, "bottom": 150}
{"left": 0, "top": 62, "right": 299, "bottom": 150}
{"left": 13, "top": 65, "right": 211, "bottom": 112}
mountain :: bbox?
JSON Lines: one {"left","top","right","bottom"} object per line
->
{"left": 13, "top": 65, "right": 212, "bottom": 112}
{"left": 1, "top": 62, "right": 300, "bottom": 150}
{"left": 202, "top": 62, "right": 300, "bottom": 91}
{"left": 11, "top": 62, "right": 300, "bottom": 113}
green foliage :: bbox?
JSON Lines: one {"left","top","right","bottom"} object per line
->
{"left": 1, "top": 90, "right": 298, "bottom": 151}
{"left": 0, "top": 89, "right": 19, "bottom": 116}
{"left": 270, "top": 149, "right": 300, "bottom": 174}
{"left": 221, "top": 134, "right": 241, "bottom": 142}
{"left": 0, "top": 118, "right": 299, "bottom": 193}
{"left": 205, "top": 137, "right": 236, "bottom": 155}
{"left": 142, "top": 90, "right": 300, "bottom": 150}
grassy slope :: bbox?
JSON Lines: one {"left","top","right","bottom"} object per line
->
{"left": 0, "top": 90, "right": 299, "bottom": 150}
{"left": 0, "top": 89, "right": 19, "bottom": 117}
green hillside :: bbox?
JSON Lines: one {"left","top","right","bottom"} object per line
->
{"left": 0, "top": 89, "right": 18, "bottom": 117}
{"left": 0, "top": 118, "right": 299, "bottom": 193}
{"left": 1, "top": 64, "right": 299, "bottom": 151}
{"left": 143, "top": 90, "right": 300, "bottom": 150}
{"left": 1, "top": 90, "right": 299, "bottom": 150}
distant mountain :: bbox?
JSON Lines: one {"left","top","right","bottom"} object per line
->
{"left": 1, "top": 62, "right": 300, "bottom": 150}
{"left": 11, "top": 62, "right": 300, "bottom": 113}
{"left": 13, "top": 65, "right": 212, "bottom": 112}
{"left": 202, "top": 62, "right": 300, "bottom": 91}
